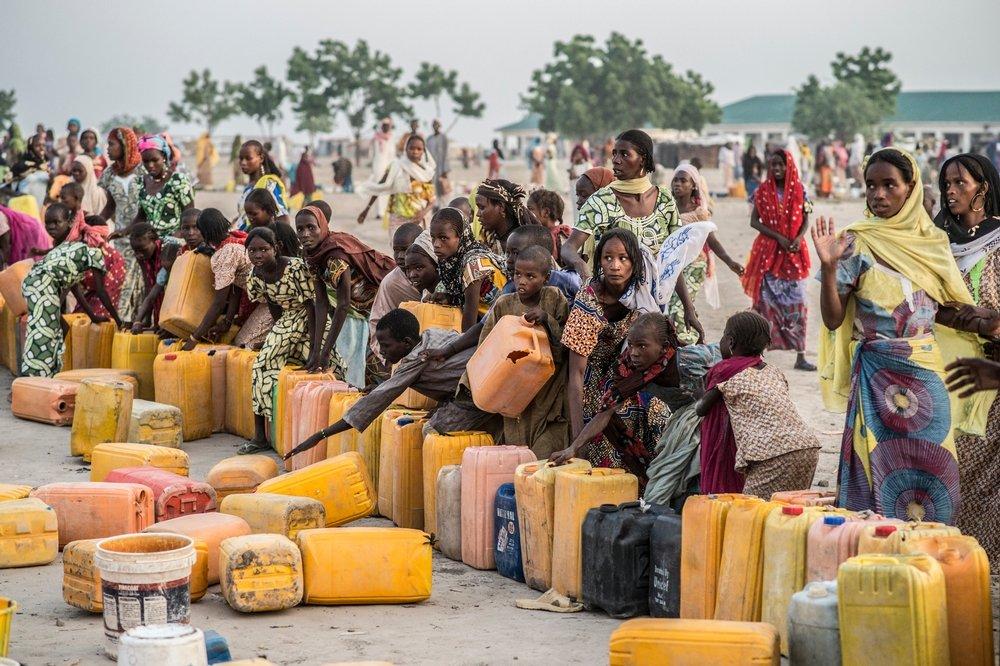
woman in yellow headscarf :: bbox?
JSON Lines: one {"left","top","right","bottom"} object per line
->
{"left": 195, "top": 132, "right": 219, "bottom": 189}
{"left": 812, "top": 147, "right": 999, "bottom": 524}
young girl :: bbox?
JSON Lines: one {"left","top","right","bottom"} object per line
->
{"left": 358, "top": 134, "right": 436, "bottom": 243}
{"left": 696, "top": 311, "right": 821, "bottom": 498}
{"left": 551, "top": 312, "right": 679, "bottom": 493}
{"left": 129, "top": 222, "right": 183, "bottom": 332}
{"left": 296, "top": 205, "right": 393, "bottom": 385}
{"left": 21, "top": 204, "right": 121, "bottom": 376}
{"left": 404, "top": 230, "right": 440, "bottom": 298}
{"left": 429, "top": 207, "right": 507, "bottom": 331}
{"left": 236, "top": 140, "right": 288, "bottom": 231}
{"left": 73, "top": 215, "right": 125, "bottom": 320}
{"left": 242, "top": 188, "right": 283, "bottom": 229}
{"left": 527, "top": 188, "right": 572, "bottom": 260}
{"left": 241, "top": 226, "right": 318, "bottom": 454}
{"left": 69, "top": 155, "right": 107, "bottom": 216}
{"left": 475, "top": 179, "right": 534, "bottom": 255}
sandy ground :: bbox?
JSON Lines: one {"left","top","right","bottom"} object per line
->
{"left": 0, "top": 160, "right": 863, "bottom": 665}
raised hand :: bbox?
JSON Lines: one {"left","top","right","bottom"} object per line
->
{"left": 811, "top": 216, "right": 846, "bottom": 267}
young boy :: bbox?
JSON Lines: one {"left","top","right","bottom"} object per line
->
{"left": 369, "top": 222, "right": 422, "bottom": 362}
{"left": 502, "top": 225, "right": 580, "bottom": 302}
{"left": 285, "top": 308, "right": 500, "bottom": 460}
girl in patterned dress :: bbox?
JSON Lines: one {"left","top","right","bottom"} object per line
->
{"left": 696, "top": 311, "right": 821, "bottom": 498}
{"left": 295, "top": 204, "right": 393, "bottom": 385}
{"left": 110, "top": 134, "right": 194, "bottom": 241}
{"left": 21, "top": 203, "right": 121, "bottom": 377}
{"left": 235, "top": 140, "right": 289, "bottom": 232}
{"left": 551, "top": 312, "right": 679, "bottom": 493}
{"left": 239, "top": 225, "right": 319, "bottom": 454}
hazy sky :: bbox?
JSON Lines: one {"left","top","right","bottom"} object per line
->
{"left": 4, "top": 0, "right": 999, "bottom": 145}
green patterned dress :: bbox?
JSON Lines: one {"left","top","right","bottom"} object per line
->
{"left": 21, "top": 241, "right": 105, "bottom": 376}
{"left": 137, "top": 171, "right": 194, "bottom": 238}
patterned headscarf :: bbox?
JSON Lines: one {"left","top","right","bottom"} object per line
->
{"left": 435, "top": 208, "right": 504, "bottom": 305}
{"left": 108, "top": 126, "right": 141, "bottom": 176}
{"left": 137, "top": 134, "right": 172, "bottom": 163}
{"left": 411, "top": 230, "right": 437, "bottom": 265}
{"left": 477, "top": 179, "right": 532, "bottom": 251}
{"left": 478, "top": 179, "right": 526, "bottom": 208}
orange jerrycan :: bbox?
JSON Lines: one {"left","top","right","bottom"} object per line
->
{"left": 714, "top": 499, "right": 780, "bottom": 621}
{"left": 423, "top": 431, "right": 494, "bottom": 539}
{"left": 286, "top": 381, "right": 350, "bottom": 470}
{"left": 192, "top": 344, "right": 231, "bottom": 432}
{"left": 154, "top": 351, "right": 213, "bottom": 441}
{"left": 11, "top": 377, "right": 78, "bottom": 426}
{"left": 69, "top": 378, "right": 134, "bottom": 461}
{"left": 62, "top": 538, "right": 103, "bottom": 612}
{"left": 89, "top": 442, "right": 189, "bottom": 482}
{"left": 466, "top": 315, "right": 555, "bottom": 417}
{"left": 206, "top": 455, "right": 278, "bottom": 500}
{"left": 63, "top": 313, "right": 89, "bottom": 370}
{"left": 256, "top": 452, "right": 375, "bottom": 527}
{"left": 857, "top": 521, "right": 957, "bottom": 554}
{"left": 460, "top": 445, "right": 537, "bottom": 570}
{"left": 30, "top": 481, "right": 153, "bottom": 548}
{"left": 0, "top": 259, "right": 34, "bottom": 316}
{"left": 513, "top": 459, "right": 591, "bottom": 592}
{"left": 838, "top": 554, "right": 949, "bottom": 666}
{"left": 85, "top": 321, "right": 116, "bottom": 369}
{"left": 399, "top": 301, "right": 463, "bottom": 333}
{"left": 325, "top": 389, "right": 362, "bottom": 459}
{"left": 110, "top": 331, "right": 159, "bottom": 400}
{"left": 158, "top": 251, "right": 215, "bottom": 338}
{"left": 0, "top": 484, "right": 32, "bottom": 502}
{"left": 806, "top": 511, "right": 884, "bottom": 583}
{"left": 770, "top": 489, "right": 836, "bottom": 506}
{"left": 224, "top": 348, "right": 257, "bottom": 439}
{"left": 680, "top": 493, "right": 758, "bottom": 619}
{"left": 353, "top": 407, "right": 383, "bottom": 494}
{"left": 273, "top": 367, "right": 336, "bottom": 460}
{"left": 147, "top": 512, "right": 252, "bottom": 585}
{"left": 377, "top": 410, "right": 427, "bottom": 520}
{"left": 219, "top": 534, "right": 304, "bottom": 613}
{"left": 904, "top": 535, "right": 993, "bottom": 666}
{"left": 551, "top": 467, "right": 638, "bottom": 600}
{"left": 609, "top": 618, "right": 779, "bottom": 666}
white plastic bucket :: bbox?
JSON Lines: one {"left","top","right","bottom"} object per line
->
{"left": 95, "top": 533, "right": 196, "bottom": 660}
{"left": 118, "top": 624, "right": 207, "bottom": 666}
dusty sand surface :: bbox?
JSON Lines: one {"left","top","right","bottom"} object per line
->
{"left": 1, "top": 160, "right": 864, "bottom": 665}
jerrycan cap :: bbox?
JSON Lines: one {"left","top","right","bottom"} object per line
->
{"left": 599, "top": 504, "right": 619, "bottom": 513}
{"left": 805, "top": 582, "right": 833, "bottom": 599}
{"left": 874, "top": 525, "right": 898, "bottom": 537}
{"left": 397, "top": 417, "right": 415, "bottom": 426}
{"left": 164, "top": 354, "right": 177, "bottom": 361}
{"left": 782, "top": 506, "right": 803, "bottom": 516}
{"left": 823, "top": 515, "right": 846, "bottom": 526}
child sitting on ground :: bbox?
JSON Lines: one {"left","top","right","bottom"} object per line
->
{"left": 527, "top": 188, "right": 573, "bottom": 262}
{"left": 695, "top": 311, "right": 821, "bottom": 498}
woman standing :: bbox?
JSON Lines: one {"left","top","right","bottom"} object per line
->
{"left": 668, "top": 163, "right": 744, "bottom": 342}
{"left": 561, "top": 228, "right": 655, "bottom": 463}
{"left": 236, "top": 140, "right": 288, "bottom": 231}
{"left": 291, "top": 147, "right": 317, "bottom": 204}
{"left": 358, "top": 134, "right": 436, "bottom": 241}
{"left": 487, "top": 140, "right": 504, "bottom": 180}
{"left": 742, "top": 145, "right": 763, "bottom": 200}
{"left": 814, "top": 148, "right": 996, "bottom": 524}
{"left": 936, "top": 153, "right": 1000, "bottom": 570}
{"left": 113, "top": 134, "right": 194, "bottom": 240}
{"left": 98, "top": 127, "right": 146, "bottom": 320}
{"left": 195, "top": 132, "right": 219, "bottom": 190}
{"left": 742, "top": 150, "right": 815, "bottom": 370}
{"left": 562, "top": 129, "right": 703, "bottom": 339}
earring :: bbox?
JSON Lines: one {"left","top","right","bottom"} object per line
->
{"left": 972, "top": 191, "right": 986, "bottom": 212}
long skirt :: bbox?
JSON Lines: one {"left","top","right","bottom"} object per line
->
{"left": 20, "top": 275, "right": 65, "bottom": 377}
{"left": 742, "top": 448, "right": 819, "bottom": 500}
{"left": 955, "top": 398, "right": 1000, "bottom": 573}
{"left": 643, "top": 402, "right": 702, "bottom": 505}
{"left": 836, "top": 336, "right": 960, "bottom": 524}
{"left": 114, "top": 239, "right": 145, "bottom": 323}
{"left": 753, "top": 274, "right": 808, "bottom": 352}
{"left": 666, "top": 259, "right": 708, "bottom": 345}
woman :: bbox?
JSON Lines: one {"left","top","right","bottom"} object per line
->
{"left": 743, "top": 150, "right": 815, "bottom": 370}
{"left": 0, "top": 202, "right": 51, "bottom": 268}
{"left": 291, "top": 147, "right": 317, "bottom": 203}
{"left": 70, "top": 156, "right": 107, "bottom": 216}
{"left": 79, "top": 128, "right": 108, "bottom": 178}
{"left": 816, "top": 142, "right": 834, "bottom": 198}
{"left": 357, "top": 134, "right": 436, "bottom": 241}
{"left": 668, "top": 163, "right": 744, "bottom": 342}
{"left": 297, "top": 205, "right": 393, "bottom": 386}
{"left": 114, "top": 134, "right": 194, "bottom": 240}
{"left": 194, "top": 132, "right": 218, "bottom": 189}
{"left": 562, "top": 227, "right": 658, "bottom": 465}
{"left": 487, "top": 140, "right": 504, "bottom": 179}
{"left": 936, "top": 153, "right": 1000, "bottom": 570}
{"left": 98, "top": 127, "right": 146, "bottom": 320}
{"left": 562, "top": 129, "right": 703, "bottom": 339}
{"left": 475, "top": 179, "right": 534, "bottom": 255}
{"left": 742, "top": 145, "right": 763, "bottom": 200}
{"left": 236, "top": 139, "right": 288, "bottom": 231}
{"left": 814, "top": 147, "right": 997, "bottom": 524}
{"left": 10, "top": 135, "right": 50, "bottom": 209}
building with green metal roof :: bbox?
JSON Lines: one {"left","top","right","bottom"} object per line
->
{"left": 705, "top": 91, "right": 1000, "bottom": 152}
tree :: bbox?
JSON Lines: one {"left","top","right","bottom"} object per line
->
{"left": 235, "top": 66, "right": 290, "bottom": 139}
{"left": 792, "top": 47, "right": 900, "bottom": 141}
{"left": 287, "top": 46, "right": 333, "bottom": 145}
{"left": 408, "top": 63, "right": 485, "bottom": 132}
{"left": 0, "top": 90, "right": 15, "bottom": 129}
{"left": 167, "top": 69, "right": 239, "bottom": 134}
{"left": 521, "top": 33, "right": 721, "bottom": 140}
{"left": 831, "top": 47, "right": 901, "bottom": 119}
{"left": 100, "top": 114, "right": 165, "bottom": 135}
{"left": 448, "top": 82, "right": 486, "bottom": 132}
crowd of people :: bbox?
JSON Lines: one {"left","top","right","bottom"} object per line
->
{"left": 2, "top": 118, "right": 1000, "bottom": 575}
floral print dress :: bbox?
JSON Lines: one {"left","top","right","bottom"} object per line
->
{"left": 99, "top": 165, "right": 146, "bottom": 319}
{"left": 137, "top": 172, "right": 195, "bottom": 238}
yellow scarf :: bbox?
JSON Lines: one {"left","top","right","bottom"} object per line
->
{"left": 818, "top": 149, "right": 992, "bottom": 434}
{"left": 609, "top": 175, "right": 653, "bottom": 195}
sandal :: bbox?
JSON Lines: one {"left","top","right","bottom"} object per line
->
{"left": 238, "top": 440, "right": 271, "bottom": 455}
{"left": 794, "top": 358, "right": 817, "bottom": 372}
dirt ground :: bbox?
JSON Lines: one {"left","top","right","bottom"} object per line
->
{"left": 0, "top": 159, "right": 863, "bottom": 665}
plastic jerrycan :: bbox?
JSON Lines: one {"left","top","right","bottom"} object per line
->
{"left": 903, "top": 535, "right": 993, "bottom": 666}
{"left": 465, "top": 315, "right": 555, "bottom": 418}
{"left": 759, "top": 505, "right": 826, "bottom": 655}
{"left": 89, "top": 442, "right": 190, "bottom": 482}
{"left": 111, "top": 331, "right": 159, "bottom": 400}
{"left": 787, "top": 581, "right": 840, "bottom": 666}
{"left": 148, "top": 513, "right": 252, "bottom": 586}
{"left": 63, "top": 313, "right": 89, "bottom": 370}
{"left": 550, "top": 467, "right": 638, "bottom": 600}
{"left": 0, "top": 484, "right": 32, "bottom": 502}
{"left": 63, "top": 538, "right": 104, "bottom": 612}
{"left": 391, "top": 416, "right": 428, "bottom": 531}
{"left": 0, "top": 259, "right": 33, "bottom": 316}
{"left": 255, "top": 452, "right": 376, "bottom": 527}
{"left": 219, "top": 534, "right": 304, "bottom": 613}
{"left": 423, "top": 431, "right": 494, "bottom": 538}
{"left": 288, "top": 381, "right": 351, "bottom": 470}
{"left": 399, "top": 301, "right": 462, "bottom": 333}
{"left": 69, "top": 379, "right": 134, "bottom": 461}
{"left": 857, "top": 521, "right": 958, "bottom": 554}
{"left": 205, "top": 455, "right": 279, "bottom": 500}
{"left": 158, "top": 251, "right": 216, "bottom": 337}
{"left": 377, "top": 410, "right": 428, "bottom": 520}
{"left": 0, "top": 498, "right": 58, "bottom": 567}
{"left": 11, "top": 377, "right": 79, "bottom": 426}
{"left": 648, "top": 512, "right": 683, "bottom": 618}
{"left": 224, "top": 348, "right": 258, "bottom": 439}
{"left": 838, "top": 554, "right": 949, "bottom": 666}
{"left": 435, "top": 465, "right": 463, "bottom": 561}
{"left": 326, "top": 390, "right": 362, "bottom": 459}
{"left": 679, "top": 493, "right": 759, "bottom": 619}
{"left": 154, "top": 351, "right": 214, "bottom": 441}
{"left": 220, "top": 493, "right": 325, "bottom": 540}
{"left": 104, "top": 467, "right": 216, "bottom": 522}
{"left": 513, "top": 459, "right": 592, "bottom": 592}
{"left": 608, "top": 618, "right": 780, "bottom": 666}
{"left": 806, "top": 511, "right": 883, "bottom": 583}
{"left": 493, "top": 483, "right": 524, "bottom": 583}
{"left": 770, "top": 489, "right": 837, "bottom": 506}
{"left": 460, "top": 445, "right": 538, "bottom": 570}
{"left": 86, "top": 321, "right": 116, "bottom": 369}
{"left": 30, "top": 482, "right": 154, "bottom": 548}
{"left": 714, "top": 499, "right": 781, "bottom": 622}
{"left": 128, "top": 399, "right": 184, "bottom": 448}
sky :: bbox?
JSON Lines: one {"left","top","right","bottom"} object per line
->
{"left": 4, "top": 0, "right": 999, "bottom": 146}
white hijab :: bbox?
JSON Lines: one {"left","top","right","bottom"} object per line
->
{"left": 358, "top": 152, "right": 437, "bottom": 197}
{"left": 73, "top": 155, "right": 107, "bottom": 216}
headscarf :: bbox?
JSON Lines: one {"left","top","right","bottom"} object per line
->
{"left": 583, "top": 167, "right": 615, "bottom": 190}
{"left": 674, "top": 162, "right": 713, "bottom": 215}
{"left": 0, "top": 204, "right": 52, "bottom": 262}
{"left": 65, "top": 210, "right": 110, "bottom": 248}
{"left": 436, "top": 212, "right": 504, "bottom": 305}
{"left": 477, "top": 178, "right": 532, "bottom": 249}
{"left": 571, "top": 143, "right": 591, "bottom": 163}
{"left": 161, "top": 132, "right": 182, "bottom": 167}
{"left": 741, "top": 149, "right": 810, "bottom": 304}
{"left": 137, "top": 134, "right": 172, "bottom": 163}
{"left": 67, "top": 117, "right": 81, "bottom": 129}
{"left": 81, "top": 127, "right": 103, "bottom": 155}
{"left": 107, "top": 127, "right": 141, "bottom": 176}
{"left": 356, "top": 146, "right": 436, "bottom": 197}
{"left": 300, "top": 205, "right": 395, "bottom": 285}
{"left": 72, "top": 155, "right": 107, "bottom": 216}
{"left": 818, "top": 148, "right": 976, "bottom": 413}
{"left": 410, "top": 230, "right": 437, "bottom": 264}
{"left": 674, "top": 162, "right": 720, "bottom": 308}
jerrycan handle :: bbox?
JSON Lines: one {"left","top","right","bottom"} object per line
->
{"left": 519, "top": 315, "right": 543, "bottom": 362}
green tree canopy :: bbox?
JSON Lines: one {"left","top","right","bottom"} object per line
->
{"left": 831, "top": 47, "right": 901, "bottom": 118}
{"left": 407, "top": 63, "right": 485, "bottom": 131}
{"left": 521, "top": 33, "right": 721, "bottom": 139}
{"left": 100, "top": 114, "right": 165, "bottom": 135}
{"left": 236, "top": 66, "right": 290, "bottom": 138}
{"left": 0, "top": 90, "right": 15, "bottom": 129}
{"left": 167, "top": 69, "right": 239, "bottom": 134}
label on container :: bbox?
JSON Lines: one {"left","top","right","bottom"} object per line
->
{"left": 101, "top": 577, "right": 190, "bottom": 645}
